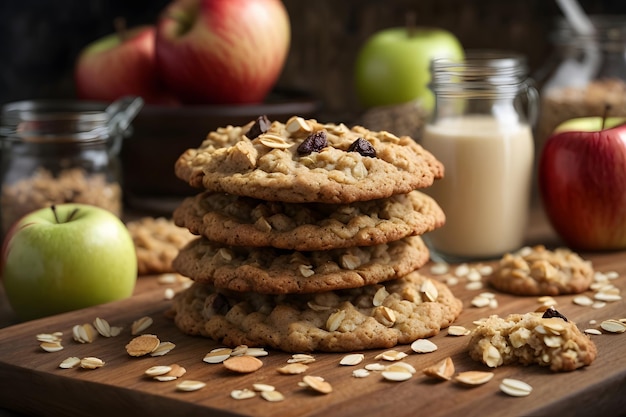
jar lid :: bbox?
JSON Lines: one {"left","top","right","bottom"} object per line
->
{"left": 0, "top": 96, "right": 143, "bottom": 143}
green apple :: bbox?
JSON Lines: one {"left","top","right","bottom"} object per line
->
{"left": 1, "top": 204, "right": 137, "bottom": 321}
{"left": 354, "top": 26, "right": 464, "bottom": 110}
{"left": 553, "top": 116, "right": 626, "bottom": 133}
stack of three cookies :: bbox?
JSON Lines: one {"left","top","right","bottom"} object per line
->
{"left": 169, "top": 116, "right": 462, "bottom": 353}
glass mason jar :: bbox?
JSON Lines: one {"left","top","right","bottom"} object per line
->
{"left": 421, "top": 51, "right": 538, "bottom": 262}
{"left": 0, "top": 96, "right": 143, "bottom": 235}
{"left": 537, "top": 15, "right": 626, "bottom": 151}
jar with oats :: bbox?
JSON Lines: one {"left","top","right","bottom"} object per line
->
{"left": 0, "top": 96, "right": 143, "bottom": 235}
{"left": 537, "top": 15, "right": 626, "bottom": 153}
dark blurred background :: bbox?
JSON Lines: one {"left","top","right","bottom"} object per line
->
{"left": 2, "top": 0, "right": 626, "bottom": 120}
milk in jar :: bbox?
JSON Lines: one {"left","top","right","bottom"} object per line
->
{"left": 422, "top": 52, "right": 538, "bottom": 261}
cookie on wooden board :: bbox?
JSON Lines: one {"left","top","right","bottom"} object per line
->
{"left": 172, "top": 235, "right": 430, "bottom": 294}
{"left": 169, "top": 270, "right": 463, "bottom": 353}
{"left": 488, "top": 245, "right": 594, "bottom": 296}
{"left": 173, "top": 190, "right": 445, "bottom": 251}
{"left": 467, "top": 309, "right": 597, "bottom": 372}
{"left": 174, "top": 116, "right": 444, "bottom": 204}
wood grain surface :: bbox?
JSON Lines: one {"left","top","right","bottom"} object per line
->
{"left": 0, "top": 244, "right": 625, "bottom": 417}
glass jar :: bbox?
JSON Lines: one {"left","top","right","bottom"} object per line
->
{"left": 0, "top": 96, "right": 143, "bottom": 235}
{"left": 421, "top": 51, "right": 538, "bottom": 262}
{"left": 537, "top": 15, "right": 626, "bottom": 151}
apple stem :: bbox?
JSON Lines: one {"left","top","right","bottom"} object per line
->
{"left": 51, "top": 205, "right": 60, "bottom": 224}
{"left": 406, "top": 11, "right": 417, "bottom": 37}
{"left": 66, "top": 208, "right": 80, "bottom": 223}
{"left": 602, "top": 104, "right": 612, "bottom": 130}
{"left": 114, "top": 16, "right": 128, "bottom": 41}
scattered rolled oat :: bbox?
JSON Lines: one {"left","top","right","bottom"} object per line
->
{"left": 422, "top": 356, "right": 455, "bottom": 381}
{"left": 584, "top": 328, "right": 602, "bottom": 335}
{"left": 364, "top": 363, "right": 386, "bottom": 371}
{"left": 252, "top": 383, "right": 275, "bottom": 392}
{"left": 72, "top": 323, "right": 97, "bottom": 344}
{"left": 375, "top": 350, "right": 407, "bottom": 361}
{"left": 231, "top": 389, "right": 256, "bottom": 400}
{"left": 352, "top": 368, "right": 370, "bottom": 378}
{"left": 302, "top": 375, "right": 333, "bottom": 394}
{"left": 245, "top": 347, "right": 269, "bottom": 357}
{"left": 93, "top": 317, "right": 112, "bottom": 337}
{"left": 59, "top": 357, "right": 81, "bottom": 369}
{"left": 145, "top": 365, "right": 172, "bottom": 377}
{"left": 223, "top": 355, "right": 263, "bottom": 373}
{"left": 261, "top": 390, "right": 285, "bottom": 402}
{"left": 277, "top": 363, "right": 309, "bottom": 375}
{"left": 80, "top": 357, "right": 105, "bottom": 369}
{"left": 499, "top": 378, "right": 533, "bottom": 397}
{"left": 448, "top": 325, "right": 471, "bottom": 336}
{"left": 287, "top": 353, "right": 315, "bottom": 364}
{"left": 203, "top": 348, "right": 232, "bottom": 364}
{"left": 410, "top": 339, "right": 438, "bottom": 353}
{"left": 150, "top": 341, "right": 176, "bottom": 357}
{"left": 40, "top": 341, "right": 64, "bottom": 352}
{"left": 600, "top": 319, "right": 626, "bottom": 333}
{"left": 573, "top": 295, "right": 594, "bottom": 306}
{"left": 131, "top": 316, "right": 154, "bottom": 335}
{"left": 176, "top": 380, "right": 206, "bottom": 392}
{"left": 125, "top": 334, "right": 160, "bottom": 357}
{"left": 381, "top": 368, "right": 413, "bottom": 382}
{"left": 340, "top": 353, "right": 364, "bottom": 366}
{"left": 36, "top": 332, "right": 63, "bottom": 343}
{"left": 454, "top": 371, "right": 494, "bottom": 386}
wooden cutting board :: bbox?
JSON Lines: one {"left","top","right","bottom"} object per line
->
{"left": 0, "top": 248, "right": 625, "bottom": 417}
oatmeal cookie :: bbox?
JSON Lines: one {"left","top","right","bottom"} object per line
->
{"left": 467, "top": 309, "right": 597, "bottom": 372}
{"left": 173, "top": 235, "right": 429, "bottom": 294}
{"left": 174, "top": 116, "right": 444, "bottom": 204}
{"left": 173, "top": 190, "right": 445, "bottom": 251}
{"left": 170, "top": 270, "right": 462, "bottom": 352}
{"left": 127, "top": 217, "right": 195, "bottom": 275}
{"left": 488, "top": 245, "right": 594, "bottom": 296}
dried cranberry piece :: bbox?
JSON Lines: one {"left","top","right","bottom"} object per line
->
{"left": 541, "top": 307, "right": 568, "bottom": 322}
{"left": 297, "top": 131, "right": 328, "bottom": 155}
{"left": 348, "top": 137, "right": 376, "bottom": 158}
{"left": 246, "top": 115, "right": 271, "bottom": 139}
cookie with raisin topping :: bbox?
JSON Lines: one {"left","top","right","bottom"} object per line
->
{"left": 174, "top": 116, "right": 444, "bottom": 204}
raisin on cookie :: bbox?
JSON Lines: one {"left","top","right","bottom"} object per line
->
{"left": 173, "top": 190, "right": 445, "bottom": 251}
{"left": 172, "top": 235, "right": 430, "bottom": 294}
{"left": 467, "top": 309, "right": 597, "bottom": 372}
{"left": 174, "top": 116, "right": 444, "bottom": 204}
{"left": 488, "top": 245, "right": 594, "bottom": 296}
{"left": 169, "top": 270, "right": 462, "bottom": 352}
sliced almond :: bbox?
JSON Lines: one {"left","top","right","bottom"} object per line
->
{"left": 245, "top": 347, "right": 269, "bottom": 357}
{"left": 287, "top": 353, "right": 316, "bottom": 364}
{"left": 386, "top": 362, "right": 416, "bottom": 374}
{"left": 573, "top": 295, "right": 594, "bottom": 306}
{"left": 448, "top": 325, "right": 471, "bottom": 336}
{"left": 376, "top": 350, "right": 407, "bottom": 362}
{"left": 258, "top": 133, "right": 292, "bottom": 149}
{"left": 352, "top": 368, "right": 370, "bottom": 378}
{"left": 223, "top": 355, "right": 263, "bottom": 373}
{"left": 600, "top": 319, "right": 626, "bottom": 333}
{"left": 145, "top": 365, "right": 172, "bottom": 377}
{"left": 420, "top": 279, "right": 439, "bottom": 302}
{"left": 365, "top": 363, "right": 386, "bottom": 371}
{"left": 252, "top": 383, "right": 275, "bottom": 392}
{"left": 381, "top": 369, "right": 413, "bottom": 382}
{"left": 150, "top": 341, "right": 176, "bottom": 357}
{"left": 72, "top": 323, "right": 97, "bottom": 344}
{"left": 203, "top": 347, "right": 232, "bottom": 364}
{"left": 37, "top": 332, "right": 63, "bottom": 343}
{"left": 454, "top": 371, "right": 494, "bottom": 386}
{"left": 40, "top": 341, "right": 64, "bottom": 352}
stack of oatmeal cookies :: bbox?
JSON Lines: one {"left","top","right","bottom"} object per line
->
{"left": 168, "top": 116, "right": 462, "bottom": 352}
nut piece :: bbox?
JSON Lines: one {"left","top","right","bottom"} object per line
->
{"left": 150, "top": 341, "right": 176, "bottom": 357}
{"left": 231, "top": 389, "right": 256, "bottom": 400}
{"left": 223, "top": 355, "right": 263, "bottom": 373}
{"left": 261, "top": 390, "right": 285, "bottom": 402}
{"left": 277, "top": 363, "right": 309, "bottom": 375}
{"left": 72, "top": 323, "right": 97, "bottom": 344}
{"left": 80, "top": 357, "right": 105, "bottom": 369}
{"left": 422, "top": 357, "right": 455, "bottom": 381}
{"left": 176, "top": 380, "right": 206, "bottom": 392}
{"left": 59, "top": 357, "right": 81, "bottom": 369}
{"left": 203, "top": 347, "right": 233, "bottom": 364}
{"left": 131, "top": 316, "right": 154, "bottom": 335}
{"left": 454, "top": 371, "right": 494, "bottom": 386}
{"left": 600, "top": 319, "right": 626, "bottom": 333}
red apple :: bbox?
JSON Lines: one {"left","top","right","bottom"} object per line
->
{"left": 75, "top": 23, "right": 178, "bottom": 105}
{"left": 538, "top": 116, "right": 626, "bottom": 250}
{"left": 155, "top": 0, "right": 290, "bottom": 104}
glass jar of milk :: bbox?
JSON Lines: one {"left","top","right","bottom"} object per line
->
{"left": 422, "top": 51, "right": 538, "bottom": 262}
